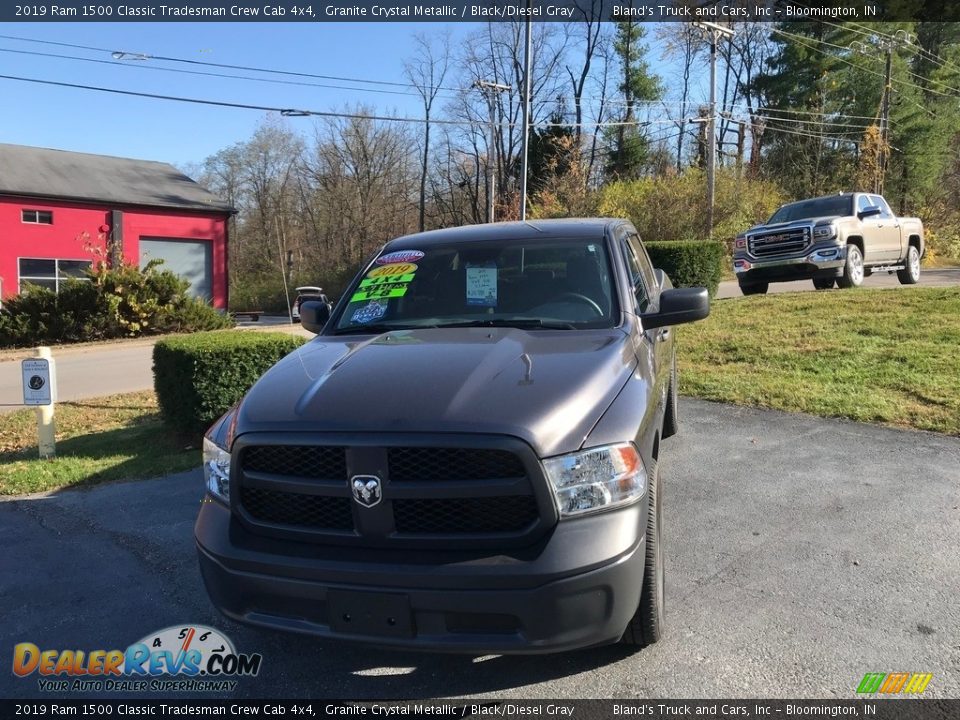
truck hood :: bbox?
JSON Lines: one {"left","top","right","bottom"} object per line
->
{"left": 747, "top": 215, "right": 841, "bottom": 233}
{"left": 235, "top": 327, "right": 637, "bottom": 458}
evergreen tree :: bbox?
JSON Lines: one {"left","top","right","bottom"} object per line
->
{"left": 605, "top": 21, "right": 662, "bottom": 180}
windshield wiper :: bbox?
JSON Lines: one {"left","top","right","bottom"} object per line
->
{"left": 432, "top": 318, "right": 577, "bottom": 330}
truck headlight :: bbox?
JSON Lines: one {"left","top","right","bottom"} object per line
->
{"left": 543, "top": 443, "right": 646, "bottom": 517}
{"left": 813, "top": 224, "right": 836, "bottom": 240}
{"left": 203, "top": 437, "right": 231, "bottom": 503}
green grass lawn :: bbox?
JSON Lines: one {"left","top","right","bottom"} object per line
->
{"left": 678, "top": 286, "right": 960, "bottom": 435}
{"left": 0, "top": 391, "right": 200, "bottom": 496}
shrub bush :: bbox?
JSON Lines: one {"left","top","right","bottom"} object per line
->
{"left": 596, "top": 168, "right": 785, "bottom": 242}
{"left": 647, "top": 240, "right": 725, "bottom": 297}
{"left": 0, "top": 261, "right": 231, "bottom": 348}
{"left": 153, "top": 330, "right": 306, "bottom": 434}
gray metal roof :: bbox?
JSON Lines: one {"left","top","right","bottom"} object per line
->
{"left": 0, "top": 143, "right": 233, "bottom": 213}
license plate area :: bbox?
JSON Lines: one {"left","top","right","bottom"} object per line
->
{"left": 327, "top": 591, "right": 414, "bottom": 638}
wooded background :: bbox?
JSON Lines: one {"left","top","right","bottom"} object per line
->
{"left": 185, "top": 20, "right": 960, "bottom": 310}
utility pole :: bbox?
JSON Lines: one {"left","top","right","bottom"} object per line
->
{"left": 692, "top": 21, "right": 734, "bottom": 239}
{"left": 475, "top": 80, "right": 511, "bottom": 223}
{"left": 851, "top": 30, "right": 913, "bottom": 195}
{"left": 519, "top": 5, "right": 533, "bottom": 221}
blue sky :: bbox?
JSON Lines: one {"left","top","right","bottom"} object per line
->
{"left": 1, "top": 23, "right": 474, "bottom": 166}
{"left": 0, "top": 22, "right": 694, "bottom": 169}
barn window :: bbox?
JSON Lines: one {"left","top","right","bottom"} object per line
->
{"left": 19, "top": 258, "right": 92, "bottom": 293}
{"left": 21, "top": 209, "right": 54, "bottom": 224}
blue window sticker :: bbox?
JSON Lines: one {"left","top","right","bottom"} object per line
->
{"left": 351, "top": 300, "right": 387, "bottom": 324}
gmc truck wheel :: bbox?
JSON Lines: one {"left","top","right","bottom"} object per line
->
{"left": 837, "top": 244, "right": 864, "bottom": 288}
{"left": 897, "top": 246, "right": 921, "bottom": 285}
{"left": 621, "top": 461, "right": 664, "bottom": 648}
{"left": 739, "top": 282, "right": 768, "bottom": 296}
{"left": 813, "top": 278, "right": 835, "bottom": 290}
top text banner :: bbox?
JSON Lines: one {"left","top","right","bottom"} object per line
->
{"left": 5, "top": 1, "right": 945, "bottom": 23}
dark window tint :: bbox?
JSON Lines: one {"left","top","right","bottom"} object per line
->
{"left": 19, "top": 258, "right": 92, "bottom": 294}
{"left": 620, "top": 238, "right": 651, "bottom": 313}
{"left": 58, "top": 260, "right": 91, "bottom": 278}
{"left": 19, "top": 258, "right": 56, "bottom": 276}
{"left": 769, "top": 196, "right": 853, "bottom": 223}
{"left": 22, "top": 210, "right": 53, "bottom": 224}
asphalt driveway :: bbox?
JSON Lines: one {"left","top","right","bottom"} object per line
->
{"left": 2, "top": 400, "right": 958, "bottom": 700}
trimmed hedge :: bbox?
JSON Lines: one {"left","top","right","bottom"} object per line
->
{"left": 153, "top": 331, "right": 306, "bottom": 434}
{"left": 646, "top": 240, "right": 725, "bottom": 298}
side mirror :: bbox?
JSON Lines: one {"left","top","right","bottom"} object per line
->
{"left": 858, "top": 205, "right": 882, "bottom": 220}
{"left": 641, "top": 287, "right": 710, "bottom": 330}
{"left": 300, "top": 300, "right": 331, "bottom": 334}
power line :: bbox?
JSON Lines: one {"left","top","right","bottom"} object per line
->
{"left": 0, "top": 73, "right": 474, "bottom": 125}
{"left": 0, "top": 71, "right": 719, "bottom": 132}
{"left": 0, "top": 46, "right": 458, "bottom": 100}
{"left": 0, "top": 33, "right": 466, "bottom": 93}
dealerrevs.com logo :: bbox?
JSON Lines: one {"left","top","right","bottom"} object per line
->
{"left": 12, "top": 625, "right": 262, "bottom": 692}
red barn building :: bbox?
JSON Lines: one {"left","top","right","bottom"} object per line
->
{"left": 0, "top": 143, "right": 232, "bottom": 309}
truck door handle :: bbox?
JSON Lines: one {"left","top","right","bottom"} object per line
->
{"left": 657, "top": 328, "right": 670, "bottom": 342}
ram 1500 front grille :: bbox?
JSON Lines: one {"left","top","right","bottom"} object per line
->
{"left": 233, "top": 439, "right": 551, "bottom": 549}
{"left": 748, "top": 227, "right": 811, "bottom": 257}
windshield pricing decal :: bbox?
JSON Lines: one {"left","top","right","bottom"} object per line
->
{"left": 359, "top": 274, "right": 415, "bottom": 287}
{"left": 351, "top": 283, "right": 409, "bottom": 302}
{"left": 375, "top": 250, "right": 424, "bottom": 265}
{"left": 466, "top": 263, "right": 498, "bottom": 307}
{"left": 367, "top": 262, "right": 418, "bottom": 278}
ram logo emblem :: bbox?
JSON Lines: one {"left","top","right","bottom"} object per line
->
{"left": 351, "top": 475, "right": 382, "bottom": 508}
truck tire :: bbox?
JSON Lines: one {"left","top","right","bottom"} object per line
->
{"left": 837, "top": 244, "right": 864, "bottom": 289}
{"left": 897, "top": 245, "right": 921, "bottom": 285}
{"left": 621, "top": 460, "right": 664, "bottom": 648}
{"left": 662, "top": 357, "right": 678, "bottom": 439}
{"left": 812, "top": 278, "right": 835, "bottom": 290}
{"left": 739, "top": 282, "right": 768, "bottom": 296}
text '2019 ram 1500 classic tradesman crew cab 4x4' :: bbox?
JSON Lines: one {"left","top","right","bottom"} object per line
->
{"left": 196, "top": 219, "right": 709, "bottom": 653}
{"left": 733, "top": 192, "right": 924, "bottom": 295}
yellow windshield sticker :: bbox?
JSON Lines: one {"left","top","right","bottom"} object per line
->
{"left": 367, "top": 263, "right": 418, "bottom": 278}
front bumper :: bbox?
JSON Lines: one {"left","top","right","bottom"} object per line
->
{"left": 734, "top": 245, "right": 846, "bottom": 284}
{"left": 195, "top": 497, "right": 646, "bottom": 654}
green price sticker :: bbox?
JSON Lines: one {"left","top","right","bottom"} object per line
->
{"left": 351, "top": 284, "right": 409, "bottom": 302}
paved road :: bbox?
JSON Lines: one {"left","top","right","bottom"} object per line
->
{"left": 3, "top": 400, "right": 958, "bottom": 700}
{"left": 716, "top": 267, "right": 960, "bottom": 299}
{"left": 0, "top": 320, "right": 310, "bottom": 413}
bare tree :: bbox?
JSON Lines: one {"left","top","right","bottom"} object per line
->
{"left": 405, "top": 32, "right": 451, "bottom": 232}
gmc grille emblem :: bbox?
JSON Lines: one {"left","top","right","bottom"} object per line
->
{"left": 351, "top": 475, "right": 382, "bottom": 508}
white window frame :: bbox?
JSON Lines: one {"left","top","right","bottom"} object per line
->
{"left": 17, "top": 257, "right": 93, "bottom": 294}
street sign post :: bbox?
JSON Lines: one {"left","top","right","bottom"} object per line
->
{"left": 22, "top": 348, "right": 57, "bottom": 458}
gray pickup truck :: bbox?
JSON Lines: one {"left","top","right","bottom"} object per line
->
{"left": 195, "top": 218, "right": 709, "bottom": 653}
{"left": 733, "top": 192, "right": 924, "bottom": 295}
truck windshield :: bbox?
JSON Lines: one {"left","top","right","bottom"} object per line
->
{"left": 768, "top": 196, "right": 853, "bottom": 223}
{"left": 333, "top": 238, "right": 618, "bottom": 332}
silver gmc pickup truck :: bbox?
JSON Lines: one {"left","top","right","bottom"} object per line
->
{"left": 733, "top": 192, "right": 924, "bottom": 295}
